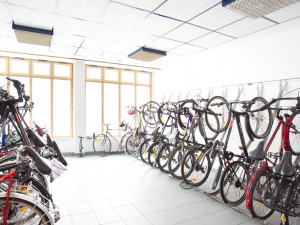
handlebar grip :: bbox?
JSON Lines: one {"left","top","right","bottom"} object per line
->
{"left": 23, "top": 146, "right": 52, "bottom": 175}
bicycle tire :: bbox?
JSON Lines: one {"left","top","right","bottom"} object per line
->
{"left": 120, "top": 131, "right": 132, "bottom": 151}
{"left": 125, "top": 134, "right": 141, "bottom": 156}
{"left": 198, "top": 116, "right": 219, "bottom": 141}
{"left": 142, "top": 101, "right": 160, "bottom": 128}
{"left": 289, "top": 110, "right": 300, "bottom": 155}
{"left": 181, "top": 149, "right": 211, "bottom": 186}
{"left": 247, "top": 169, "right": 274, "bottom": 219}
{"left": 157, "top": 103, "right": 177, "bottom": 127}
{"left": 205, "top": 96, "right": 230, "bottom": 133}
{"left": 247, "top": 97, "right": 273, "bottom": 139}
{"left": 178, "top": 101, "right": 198, "bottom": 129}
{"left": 168, "top": 146, "right": 185, "bottom": 179}
{"left": 0, "top": 196, "right": 52, "bottom": 224}
{"left": 147, "top": 141, "right": 161, "bottom": 167}
{"left": 157, "top": 144, "right": 172, "bottom": 173}
{"left": 93, "top": 134, "right": 111, "bottom": 157}
{"left": 139, "top": 139, "right": 151, "bottom": 163}
{"left": 219, "top": 161, "right": 250, "bottom": 206}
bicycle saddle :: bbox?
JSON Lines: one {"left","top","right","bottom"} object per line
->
{"left": 248, "top": 141, "right": 266, "bottom": 160}
{"left": 272, "top": 151, "right": 295, "bottom": 177}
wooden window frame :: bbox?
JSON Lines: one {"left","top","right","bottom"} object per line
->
{"left": 85, "top": 65, "right": 152, "bottom": 137}
{"left": 6, "top": 57, "right": 73, "bottom": 138}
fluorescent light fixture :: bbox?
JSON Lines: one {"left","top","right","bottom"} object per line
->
{"left": 12, "top": 22, "right": 53, "bottom": 47}
{"left": 222, "top": 0, "right": 300, "bottom": 19}
{"left": 128, "top": 47, "right": 166, "bottom": 62}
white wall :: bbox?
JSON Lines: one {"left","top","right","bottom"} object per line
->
{"left": 154, "top": 17, "right": 300, "bottom": 101}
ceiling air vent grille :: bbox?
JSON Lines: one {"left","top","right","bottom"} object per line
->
{"left": 222, "top": 0, "right": 300, "bottom": 19}
{"left": 12, "top": 22, "right": 53, "bottom": 47}
{"left": 128, "top": 47, "right": 166, "bottom": 62}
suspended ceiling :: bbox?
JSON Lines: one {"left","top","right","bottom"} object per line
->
{"left": 0, "top": 0, "right": 300, "bottom": 68}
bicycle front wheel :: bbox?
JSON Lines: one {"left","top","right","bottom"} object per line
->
{"left": 93, "top": 134, "right": 111, "bottom": 157}
{"left": 247, "top": 97, "right": 273, "bottom": 139}
{"left": 205, "top": 96, "right": 230, "bottom": 133}
{"left": 289, "top": 111, "right": 300, "bottom": 155}
{"left": 168, "top": 146, "right": 185, "bottom": 179}
{"left": 125, "top": 134, "right": 142, "bottom": 156}
{"left": 220, "top": 161, "right": 250, "bottom": 206}
{"left": 157, "top": 144, "right": 173, "bottom": 173}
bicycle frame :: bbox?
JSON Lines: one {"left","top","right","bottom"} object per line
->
{"left": 0, "top": 170, "right": 16, "bottom": 225}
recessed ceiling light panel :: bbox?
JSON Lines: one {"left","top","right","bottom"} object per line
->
{"left": 128, "top": 47, "right": 166, "bottom": 62}
{"left": 222, "top": 0, "right": 300, "bottom": 19}
{"left": 12, "top": 22, "right": 53, "bottom": 47}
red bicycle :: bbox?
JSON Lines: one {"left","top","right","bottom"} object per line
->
{"left": 246, "top": 97, "right": 300, "bottom": 221}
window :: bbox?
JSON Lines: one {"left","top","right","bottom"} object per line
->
{"left": 7, "top": 58, "right": 73, "bottom": 138}
{"left": 85, "top": 66, "right": 152, "bottom": 136}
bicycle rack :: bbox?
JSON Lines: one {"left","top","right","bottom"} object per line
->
{"left": 78, "top": 136, "right": 85, "bottom": 158}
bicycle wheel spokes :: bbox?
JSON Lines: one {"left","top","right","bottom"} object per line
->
{"left": 248, "top": 97, "right": 273, "bottom": 139}
{"left": 93, "top": 134, "right": 111, "bottom": 157}
{"left": 220, "top": 161, "right": 249, "bottom": 206}
{"left": 168, "top": 147, "right": 185, "bottom": 179}
{"left": 157, "top": 145, "right": 171, "bottom": 173}
{"left": 182, "top": 150, "right": 211, "bottom": 186}
{"left": 289, "top": 111, "right": 300, "bottom": 155}
{"left": 205, "top": 96, "right": 230, "bottom": 133}
{"left": 250, "top": 170, "right": 274, "bottom": 219}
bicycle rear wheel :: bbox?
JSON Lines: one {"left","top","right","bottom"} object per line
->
{"left": 205, "top": 96, "right": 230, "bottom": 133}
{"left": 139, "top": 139, "right": 151, "bottom": 163}
{"left": 247, "top": 169, "right": 274, "bottom": 219}
{"left": 93, "top": 134, "right": 111, "bottom": 157}
{"left": 125, "top": 134, "right": 141, "bottom": 156}
{"left": 157, "top": 144, "right": 173, "bottom": 173}
{"left": 219, "top": 161, "right": 249, "bottom": 206}
{"left": 289, "top": 111, "right": 300, "bottom": 155}
{"left": 247, "top": 97, "right": 273, "bottom": 139}
{"left": 181, "top": 149, "right": 211, "bottom": 186}
{"left": 168, "top": 146, "right": 185, "bottom": 179}
{"left": 158, "top": 103, "right": 177, "bottom": 127}
{"left": 0, "top": 196, "right": 52, "bottom": 224}
{"left": 142, "top": 101, "right": 160, "bottom": 128}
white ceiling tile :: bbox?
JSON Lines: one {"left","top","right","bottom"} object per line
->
{"left": 52, "top": 32, "right": 84, "bottom": 47}
{"left": 146, "top": 38, "right": 182, "bottom": 51}
{"left": 82, "top": 38, "right": 138, "bottom": 54}
{"left": 0, "top": 3, "right": 12, "bottom": 23}
{"left": 0, "top": 36, "right": 17, "bottom": 46}
{"left": 218, "top": 17, "right": 276, "bottom": 38}
{"left": 101, "top": 52, "right": 127, "bottom": 60}
{"left": 189, "top": 4, "right": 245, "bottom": 30}
{"left": 265, "top": 1, "right": 300, "bottom": 23}
{"left": 190, "top": 32, "right": 234, "bottom": 48}
{"left": 57, "top": 0, "right": 109, "bottom": 21}
{"left": 0, "top": 22, "right": 15, "bottom": 37}
{"left": 97, "top": 2, "right": 149, "bottom": 29}
{"left": 8, "top": 0, "right": 56, "bottom": 13}
{"left": 155, "top": 53, "right": 184, "bottom": 62}
{"left": 164, "top": 24, "right": 210, "bottom": 42}
{"left": 18, "top": 43, "right": 49, "bottom": 51}
{"left": 155, "top": 0, "right": 221, "bottom": 21}
{"left": 50, "top": 44, "right": 78, "bottom": 55}
{"left": 54, "top": 15, "right": 91, "bottom": 36}
{"left": 76, "top": 48, "right": 104, "bottom": 57}
{"left": 9, "top": 5, "right": 53, "bottom": 30}
{"left": 134, "top": 14, "right": 183, "bottom": 36}
{"left": 169, "top": 44, "right": 204, "bottom": 56}
{"left": 114, "top": 0, "right": 165, "bottom": 11}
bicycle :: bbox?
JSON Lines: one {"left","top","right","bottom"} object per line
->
{"left": 246, "top": 97, "right": 300, "bottom": 220}
{"left": 93, "top": 121, "right": 130, "bottom": 157}
{"left": 207, "top": 97, "right": 273, "bottom": 205}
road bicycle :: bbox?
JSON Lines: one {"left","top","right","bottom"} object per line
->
{"left": 206, "top": 97, "right": 273, "bottom": 205}
{"left": 246, "top": 97, "right": 300, "bottom": 220}
{"left": 93, "top": 121, "right": 130, "bottom": 157}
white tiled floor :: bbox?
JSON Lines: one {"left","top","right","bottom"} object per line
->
{"left": 50, "top": 154, "right": 298, "bottom": 225}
